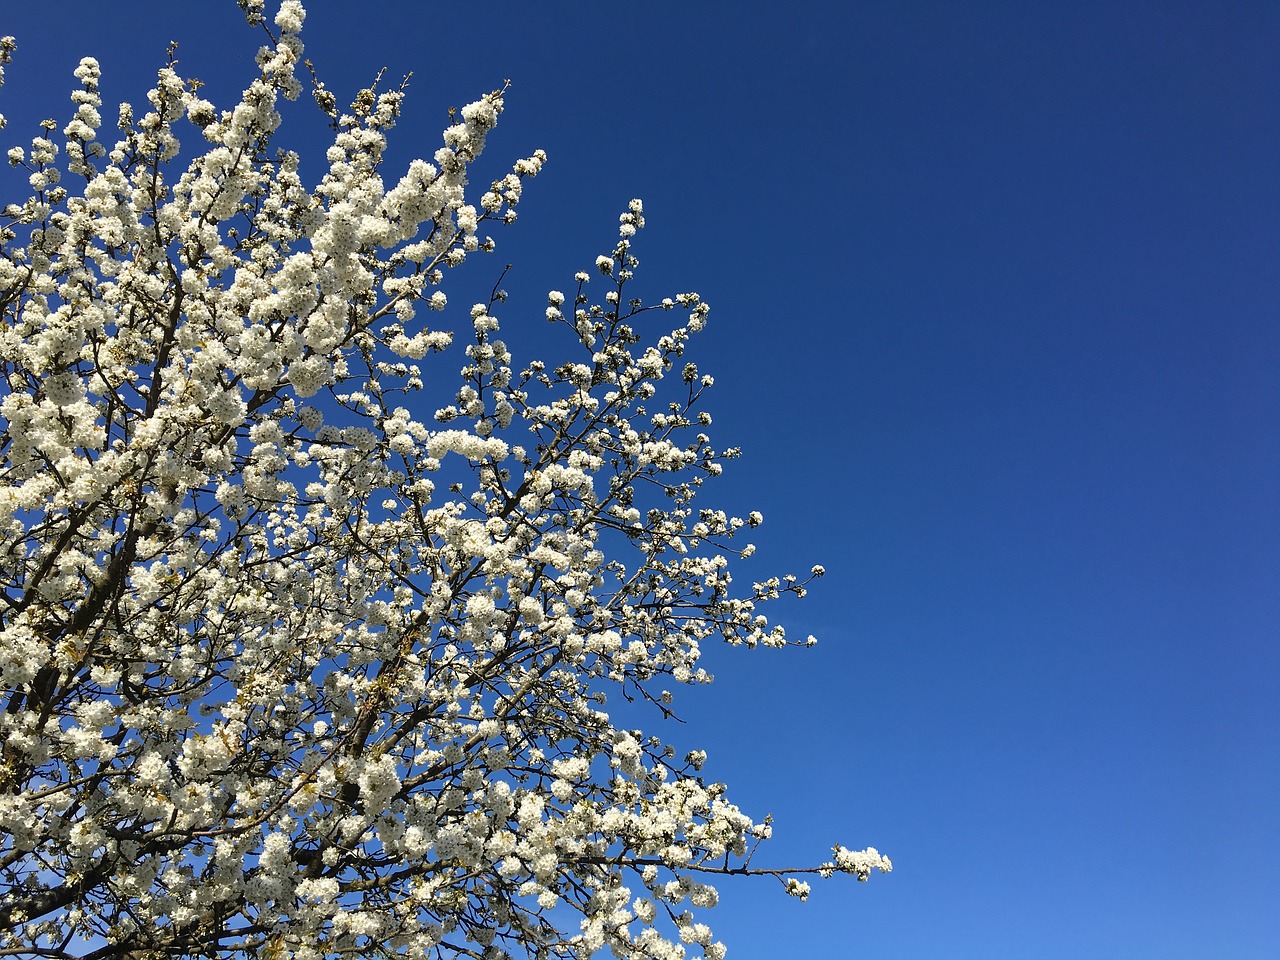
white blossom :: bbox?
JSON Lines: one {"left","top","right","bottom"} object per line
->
{"left": 0, "top": 4, "right": 880, "bottom": 958}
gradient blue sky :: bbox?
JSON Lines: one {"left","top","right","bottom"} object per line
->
{"left": 3, "top": 2, "right": 1277, "bottom": 957}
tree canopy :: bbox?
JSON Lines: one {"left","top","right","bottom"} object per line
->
{"left": 0, "top": 3, "right": 888, "bottom": 958}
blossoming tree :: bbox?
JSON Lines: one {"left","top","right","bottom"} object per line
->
{"left": 0, "top": 3, "right": 889, "bottom": 958}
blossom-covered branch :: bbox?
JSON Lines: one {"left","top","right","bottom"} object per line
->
{"left": 0, "top": 3, "right": 887, "bottom": 959}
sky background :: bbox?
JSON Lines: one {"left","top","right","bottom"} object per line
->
{"left": 3, "top": 1, "right": 1278, "bottom": 957}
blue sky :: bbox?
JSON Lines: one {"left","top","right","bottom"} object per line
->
{"left": 3, "top": 1, "right": 1277, "bottom": 957}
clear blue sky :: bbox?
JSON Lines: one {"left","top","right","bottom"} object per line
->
{"left": 3, "top": 2, "right": 1277, "bottom": 957}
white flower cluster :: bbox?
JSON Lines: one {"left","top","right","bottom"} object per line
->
{"left": 0, "top": 36, "right": 15, "bottom": 131}
{"left": 824, "top": 845, "right": 894, "bottom": 881}
{"left": 0, "top": 3, "right": 881, "bottom": 959}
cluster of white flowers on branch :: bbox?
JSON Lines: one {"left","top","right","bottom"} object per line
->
{"left": 0, "top": 3, "right": 888, "bottom": 959}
